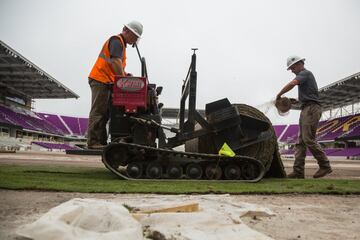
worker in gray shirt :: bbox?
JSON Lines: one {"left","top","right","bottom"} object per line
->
{"left": 276, "top": 56, "right": 332, "bottom": 178}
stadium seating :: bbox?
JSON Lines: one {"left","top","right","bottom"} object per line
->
{"left": 276, "top": 113, "right": 360, "bottom": 144}
{"left": 37, "top": 113, "right": 71, "bottom": 135}
{"left": 336, "top": 121, "right": 360, "bottom": 140}
{"left": 345, "top": 125, "right": 360, "bottom": 138}
{"left": 78, "top": 118, "right": 88, "bottom": 136}
{"left": 2, "top": 104, "right": 358, "bottom": 141}
{"left": 280, "top": 147, "right": 360, "bottom": 157}
{"left": 327, "top": 148, "right": 360, "bottom": 157}
{"left": 59, "top": 116, "right": 88, "bottom": 136}
{"left": 0, "top": 105, "right": 65, "bottom": 135}
{"left": 0, "top": 110, "right": 14, "bottom": 125}
{"left": 279, "top": 124, "right": 299, "bottom": 143}
{"left": 0, "top": 105, "right": 87, "bottom": 137}
{"left": 1, "top": 104, "right": 359, "bottom": 156}
{"left": 317, "top": 115, "right": 357, "bottom": 141}
{"left": 31, "top": 141, "right": 78, "bottom": 151}
{"left": 273, "top": 124, "right": 286, "bottom": 138}
{"left": 275, "top": 113, "right": 359, "bottom": 158}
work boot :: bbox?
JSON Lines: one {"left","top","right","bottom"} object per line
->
{"left": 313, "top": 167, "right": 332, "bottom": 178}
{"left": 287, "top": 172, "right": 305, "bottom": 179}
{"left": 88, "top": 144, "right": 106, "bottom": 150}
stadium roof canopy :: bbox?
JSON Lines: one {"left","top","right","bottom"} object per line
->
{"left": 319, "top": 72, "right": 360, "bottom": 111}
{"left": 0, "top": 40, "right": 79, "bottom": 99}
{"left": 292, "top": 72, "right": 360, "bottom": 111}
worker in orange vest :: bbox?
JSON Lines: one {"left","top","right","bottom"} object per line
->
{"left": 87, "top": 21, "right": 143, "bottom": 149}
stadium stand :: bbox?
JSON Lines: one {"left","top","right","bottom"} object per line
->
{"left": 279, "top": 124, "right": 299, "bottom": 143}
{"left": 277, "top": 113, "right": 360, "bottom": 143}
{"left": 317, "top": 115, "right": 357, "bottom": 141}
{"left": 0, "top": 105, "right": 65, "bottom": 135}
{"left": 0, "top": 40, "right": 81, "bottom": 151}
{"left": 280, "top": 147, "right": 360, "bottom": 158}
{"left": 37, "top": 112, "right": 71, "bottom": 135}
{"left": 0, "top": 105, "right": 87, "bottom": 137}
{"left": 340, "top": 125, "right": 360, "bottom": 140}
{"left": 273, "top": 125, "right": 287, "bottom": 138}
{"left": 31, "top": 141, "right": 78, "bottom": 151}
{"left": 60, "top": 116, "right": 88, "bottom": 136}
{"left": 276, "top": 113, "right": 360, "bottom": 158}
{"left": 0, "top": 104, "right": 87, "bottom": 151}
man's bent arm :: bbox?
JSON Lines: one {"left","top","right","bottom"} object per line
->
{"left": 276, "top": 79, "right": 299, "bottom": 99}
{"left": 111, "top": 58, "right": 125, "bottom": 76}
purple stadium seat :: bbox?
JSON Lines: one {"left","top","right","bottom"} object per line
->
{"left": 32, "top": 141, "right": 78, "bottom": 150}
{"left": 282, "top": 148, "right": 360, "bottom": 157}
{"left": 327, "top": 148, "right": 360, "bottom": 157}
{"left": 274, "top": 113, "right": 359, "bottom": 144}
{"left": 0, "top": 105, "right": 68, "bottom": 135}
{"left": 0, "top": 111, "right": 14, "bottom": 125}
{"left": 0, "top": 105, "right": 89, "bottom": 137}
{"left": 279, "top": 124, "right": 299, "bottom": 143}
{"left": 317, "top": 114, "right": 360, "bottom": 141}
{"left": 37, "top": 113, "right": 71, "bottom": 135}
{"left": 273, "top": 125, "right": 286, "bottom": 138}
{"left": 0, "top": 105, "right": 34, "bottom": 129}
{"left": 337, "top": 124, "right": 360, "bottom": 139}
{"left": 78, "top": 118, "right": 89, "bottom": 136}
{"left": 60, "top": 116, "right": 81, "bottom": 135}
{"left": 2, "top": 103, "right": 359, "bottom": 142}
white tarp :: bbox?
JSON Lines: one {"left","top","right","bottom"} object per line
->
{"left": 17, "top": 198, "right": 143, "bottom": 240}
{"left": 17, "top": 195, "right": 275, "bottom": 240}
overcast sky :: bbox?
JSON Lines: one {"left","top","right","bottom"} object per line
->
{"left": 1, "top": 0, "right": 359, "bottom": 124}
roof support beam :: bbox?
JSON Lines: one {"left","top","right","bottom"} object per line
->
{"left": 0, "top": 82, "right": 29, "bottom": 98}
{"left": 345, "top": 84, "right": 360, "bottom": 89}
{"left": 325, "top": 88, "right": 354, "bottom": 94}
{"left": 0, "top": 54, "right": 14, "bottom": 58}
{"left": 0, "top": 71, "right": 42, "bottom": 76}
{"left": 0, "top": 63, "right": 29, "bottom": 68}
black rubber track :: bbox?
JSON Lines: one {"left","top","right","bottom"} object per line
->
{"left": 102, "top": 141, "right": 266, "bottom": 182}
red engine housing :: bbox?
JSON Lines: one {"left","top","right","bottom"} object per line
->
{"left": 113, "top": 76, "right": 148, "bottom": 113}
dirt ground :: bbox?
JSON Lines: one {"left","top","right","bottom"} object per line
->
{"left": 0, "top": 190, "right": 359, "bottom": 240}
{"left": 0, "top": 151, "right": 359, "bottom": 240}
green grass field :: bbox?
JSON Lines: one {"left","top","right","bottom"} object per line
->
{"left": 0, "top": 164, "right": 359, "bottom": 194}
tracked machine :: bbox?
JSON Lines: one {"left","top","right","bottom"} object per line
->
{"left": 97, "top": 48, "right": 285, "bottom": 181}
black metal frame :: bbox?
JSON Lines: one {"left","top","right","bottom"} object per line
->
{"left": 163, "top": 49, "right": 271, "bottom": 150}
{"left": 164, "top": 49, "right": 213, "bottom": 148}
{"left": 135, "top": 44, "right": 148, "bottom": 78}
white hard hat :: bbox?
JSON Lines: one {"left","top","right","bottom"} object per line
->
{"left": 124, "top": 21, "right": 143, "bottom": 38}
{"left": 286, "top": 55, "right": 305, "bottom": 70}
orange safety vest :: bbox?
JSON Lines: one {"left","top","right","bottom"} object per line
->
{"left": 89, "top": 35, "right": 127, "bottom": 84}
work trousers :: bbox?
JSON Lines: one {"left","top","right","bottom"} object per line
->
{"left": 293, "top": 104, "right": 331, "bottom": 174}
{"left": 87, "top": 79, "right": 111, "bottom": 146}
